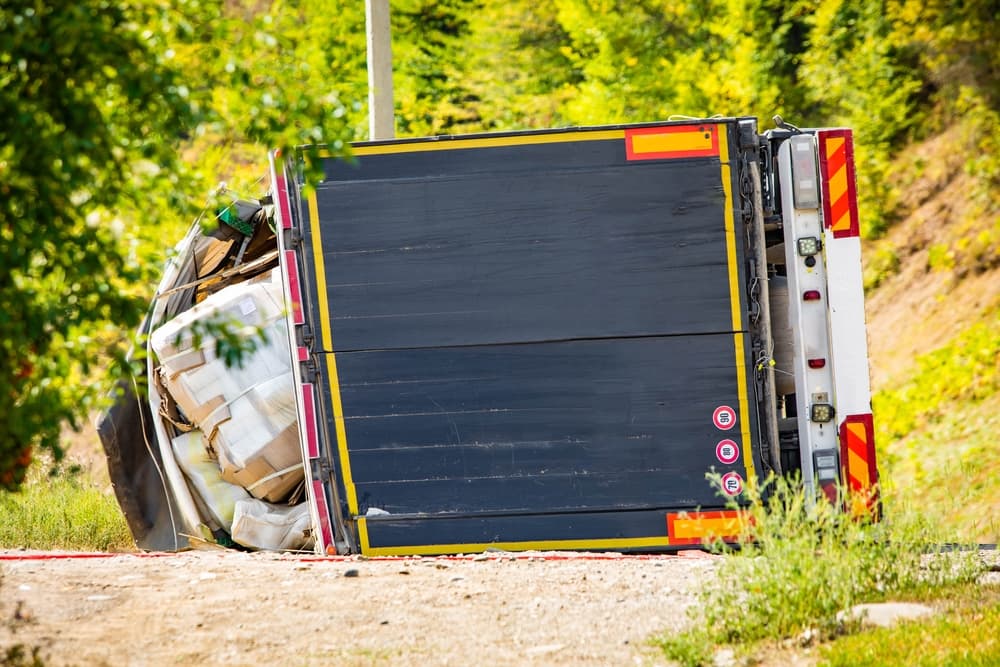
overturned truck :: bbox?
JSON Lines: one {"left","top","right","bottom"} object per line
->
{"left": 100, "top": 118, "right": 879, "bottom": 554}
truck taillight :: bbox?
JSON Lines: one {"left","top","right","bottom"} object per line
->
{"left": 790, "top": 134, "right": 820, "bottom": 209}
{"left": 814, "top": 450, "right": 840, "bottom": 504}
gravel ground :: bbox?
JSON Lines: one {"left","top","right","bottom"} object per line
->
{"left": 0, "top": 550, "right": 722, "bottom": 666}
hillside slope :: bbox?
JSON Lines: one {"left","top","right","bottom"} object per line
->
{"left": 865, "top": 123, "right": 1000, "bottom": 543}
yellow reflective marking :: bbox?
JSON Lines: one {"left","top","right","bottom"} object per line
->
{"left": 671, "top": 517, "right": 742, "bottom": 540}
{"left": 326, "top": 130, "right": 627, "bottom": 158}
{"left": 358, "top": 517, "right": 371, "bottom": 552}
{"left": 630, "top": 130, "right": 713, "bottom": 154}
{"left": 307, "top": 192, "right": 333, "bottom": 350}
{"left": 847, "top": 421, "right": 867, "bottom": 443}
{"left": 719, "top": 131, "right": 756, "bottom": 483}
{"left": 325, "top": 355, "right": 357, "bottom": 515}
{"left": 360, "top": 535, "right": 671, "bottom": 557}
{"left": 829, "top": 163, "right": 848, "bottom": 203}
{"left": 308, "top": 190, "right": 360, "bottom": 516}
{"left": 826, "top": 136, "right": 845, "bottom": 159}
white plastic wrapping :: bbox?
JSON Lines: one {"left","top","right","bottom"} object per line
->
{"left": 230, "top": 498, "right": 313, "bottom": 551}
{"left": 170, "top": 430, "right": 251, "bottom": 529}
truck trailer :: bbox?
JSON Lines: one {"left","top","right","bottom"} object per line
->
{"left": 99, "top": 117, "right": 879, "bottom": 554}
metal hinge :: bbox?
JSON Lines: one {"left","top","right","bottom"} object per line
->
{"left": 282, "top": 227, "right": 303, "bottom": 248}
{"left": 301, "top": 357, "right": 319, "bottom": 383}
{"left": 298, "top": 325, "right": 315, "bottom": 349}
{"left": 310, "top": 458, "right": 336, "bottom": 480}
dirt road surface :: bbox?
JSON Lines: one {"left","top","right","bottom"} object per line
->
{"left": 0, "top": 550, "right": 720, "bottom": 666}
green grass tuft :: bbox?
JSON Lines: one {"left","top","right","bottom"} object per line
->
{"left": 657, "top": 476, "right": 983, "bottom": 666}
{"left": 820, "top": 584, "right": 1000, "bottom": 667}
{"left": 0, "top": 464, "right": 133, "bottom": 552}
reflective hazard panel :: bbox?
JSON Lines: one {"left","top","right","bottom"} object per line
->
{"left": 818, "top": 130, "right": 860, "bottom": 238}
{"left": 666, "top": 510, "right": 746, "bottom": 545}
{"left": 840, "top": 413, "right": 879, "bottom": 515}
{"left": 625, "top": 124, "right": 720, "bottom": 160}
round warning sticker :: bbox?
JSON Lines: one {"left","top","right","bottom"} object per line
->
{"left": 713, "top": 405, "right": 736, "bottom": 431}
{"left": 716, "top": 439, "right": 740, "bottom": 465}
{"left": 721, "top": 471, "right": 744, "bottom": 496}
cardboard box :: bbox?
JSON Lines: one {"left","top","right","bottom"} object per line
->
{"left": 150, "top": 267, "right": 291, "bottom": 428}
{"left": 212, "top": 373, "right": 304, "bottom": 503}
{"left": 151, "top": 266, "right": 286, "bottom": 363}
{"left": 151, "top": 268, "right": 304, "bottom": 503}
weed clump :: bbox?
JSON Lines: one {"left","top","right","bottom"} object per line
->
{"left": 658, "top": 475, "right": 983, "bottom": 666}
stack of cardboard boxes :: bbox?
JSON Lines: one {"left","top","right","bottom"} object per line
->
{"left": 151, "top": 268, "right": 309, "bottom": 549}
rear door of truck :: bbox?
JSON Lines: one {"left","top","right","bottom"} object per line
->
{"left": 275, "top": 120, "right": 762, "bottom": 555}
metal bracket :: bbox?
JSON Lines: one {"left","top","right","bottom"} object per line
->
{"left": 282, "top": 227, "right": 303, "bottom": 248}
{"left": 300, "top": 357, "right": 319, "bottom": 384}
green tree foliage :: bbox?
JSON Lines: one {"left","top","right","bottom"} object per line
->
{"left": 457, "top": 0, "right": 579, "bottom": 130}
{"left": 0, "top": 0, "right": 353, "bottom": 491}
{"left": 393, "top": 0, "right": 483, "bottom": 135}
{"left": 0, "top": 1, "right": 191, "bottom": 490}
{"left": 799, "top": 0, "right": 925, "bottom": 236}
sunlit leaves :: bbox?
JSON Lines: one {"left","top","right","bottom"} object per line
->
{"left": 0, "top": 0, "right": 356, "bottom": 490}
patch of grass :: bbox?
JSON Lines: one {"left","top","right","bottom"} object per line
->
{"left": 927, "top": 242, "right": 955, "bottom": 272}
{"left": 820, "top": 584, "right": 1000, "bottom": 667}
{"left": 863, "top": 242, "right": 901, "bottom": 292}
{"left": 1, "top": 644, "right": 46, "bottom": 667}
{"left": 872, "top": 305, "right": 1000, "bottom": 543}
{"left": 880, "top": 394, "right": 1000, "bottom": 544}
{"left": 656, "top": 476, "right": 983, "bottom": 667}
{"left": 874, "top": 306, "right": 1000, "bottom": 443}
{"left": 0, "top": 463, "right": 132, "bottom": 551}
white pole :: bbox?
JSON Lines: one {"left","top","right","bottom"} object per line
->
{"left": 365, "top": 0, "right": 394, "bottom": 140}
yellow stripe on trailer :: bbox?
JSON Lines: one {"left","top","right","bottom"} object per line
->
{"left": 308, "top": 190, "right": 361, "bottom": 517}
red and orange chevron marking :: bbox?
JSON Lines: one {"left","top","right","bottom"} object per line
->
{"left": 819, "top": 130, "right": 860, "bottom": 238}
{"left": 839, "top": 413, "right": 879, "bottom": 516}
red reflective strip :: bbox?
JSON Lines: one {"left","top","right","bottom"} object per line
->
{"left": 274, "top": 172, "right": 293, "bottom": 230}
{"left": 297, "top": 346, "right": 309, "bottom": 362}
{"left": 312, "top": 479, "right": 334, "bottom": 550}
{"left": 284, "top": 250, "right": 305, "bottom": 325}
{"left": 818, "top": 130, "right": 861, "bottom": 238}
{"left": 301, "top": 383, "right": 319, "bottom": 459}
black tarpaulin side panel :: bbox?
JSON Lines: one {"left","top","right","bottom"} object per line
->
{"left": 296, "top": 122, "right": 759, "bottom": 552}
